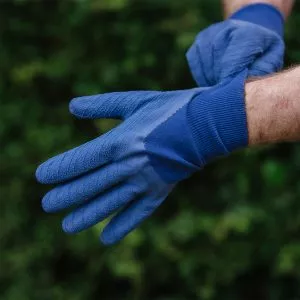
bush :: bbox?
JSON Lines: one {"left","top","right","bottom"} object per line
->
{"left": 1, "top": 1, "right": 300, "bottom": 299}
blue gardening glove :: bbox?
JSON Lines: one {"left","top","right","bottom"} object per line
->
{"left": 187, "top": 3, "right": 285, "bottom": 87}
{"left": 36, "top": 71, "right": 248, "bottom": 245}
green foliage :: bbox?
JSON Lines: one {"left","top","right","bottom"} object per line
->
{"left": 1, "top": 1, "right": 300, "bottom": 299}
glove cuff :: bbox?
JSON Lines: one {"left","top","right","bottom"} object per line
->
{"left": 187, "top": 70, "right": 249, "bottom": 166}
{"left": 229, "top": 3, "right": 284, "bottom": 36}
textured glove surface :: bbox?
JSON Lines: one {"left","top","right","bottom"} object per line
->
{"left": 36, "top": 72, "right": 248, "bottom": 245}
{"left": 187, "top": 3, "right": 285, "bottom": 87}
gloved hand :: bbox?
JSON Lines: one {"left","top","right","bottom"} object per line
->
{"left": 36, "top": 71, "right": 248, "bottom": 245}
{"left": 187, "top": 3, "right": 285, "bottom": 87}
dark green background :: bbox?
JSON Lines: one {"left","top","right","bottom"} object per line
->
{"left": 1, "top": 1, "right": 300, "bottom": 299}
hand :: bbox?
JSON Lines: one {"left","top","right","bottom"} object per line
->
{"left": 187, "top": 3, "right": 285, "bottom": 87}
{"left": 36, "top": 71, "right": 248, "bottom": 245}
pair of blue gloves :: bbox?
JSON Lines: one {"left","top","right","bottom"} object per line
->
{"left": 36, "top": 4, "right": 285, "bottom": 245}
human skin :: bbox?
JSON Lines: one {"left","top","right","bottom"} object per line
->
{"left": 223, "top": 0, "right": 298, "bottom": 143}
{"left": 245, "top": 66, "right": 300, "bottom": 145}
{"left": 222, "top": 0, "right": 295, "bottom": 18}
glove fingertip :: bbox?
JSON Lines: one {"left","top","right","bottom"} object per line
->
{"left": 41, "top": 193, "right": 54, "bottom": 213}
{"left": 35, "top": 163, "right": 50, "bottom": 184}
{"left": 36, "top": 158, "right": 64, "bottom": 184}
{"left": 62, "top": 218, "right": 77, "bottom": 235}
{"left": 100, "top": 230, "right": 118, "bottom": 246}
{"left": 69, "top": 97, "right": 86, "bottom": 118}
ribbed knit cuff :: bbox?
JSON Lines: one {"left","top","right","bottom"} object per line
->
{"left": 187, "top": 70, "right": 248, "bottom": 166}
{"left": 229, "top": 3, "right": 284, "bottom": 36}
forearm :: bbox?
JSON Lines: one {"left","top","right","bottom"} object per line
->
{"left": 222, "top": 0, "right": 294, "bottom": 19}
{"left": 245, "top": 66, "right": 300, "bottom": 145}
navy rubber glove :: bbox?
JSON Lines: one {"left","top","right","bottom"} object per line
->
{"left": 187, "top": 3, "right": 285, "bottom": 87}
{"left": 36, "top": 71, "right": 248, "bottom": 245}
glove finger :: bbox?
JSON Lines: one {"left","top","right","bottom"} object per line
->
{"left": 186, "top": 22, "right": 222, "bottom": 87}
{"left": 36, "top": 131, "right": 118, "bottom": 184}
{"left": 42, "top": 160, "right": 134, "bottom": 213}
{"left": 69, "top": 91, "right": 162, "bottom": 120}
{"left": 62, "top": 182, "right": 143, "bottom": 234}
{"left": 186, "top": 40, "right": 210, "bottom": 87}
{"left": 219, "top": 25, "right": 283, "bottom": 80}
{"left": 249, "top": 38, "right": 284, "bottom": 75}
{"left": 100, "top": 192, "right": 167, "bottom": 245}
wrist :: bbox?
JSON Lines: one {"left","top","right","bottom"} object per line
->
{"left": 229, "top": 3, "right": 284, "bottom": 36}
{"left": 245, "top": 68, "right": 300, "bottom": 145}
{"left": 188, "top": 71, "right": 249, "bottom": 165}
{"left": 245, "top": 79, "right": 268, "bottom": 145}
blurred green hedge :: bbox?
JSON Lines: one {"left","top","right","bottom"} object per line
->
{"left": 1, "top": 1, "right": 300, "bottom": 299}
